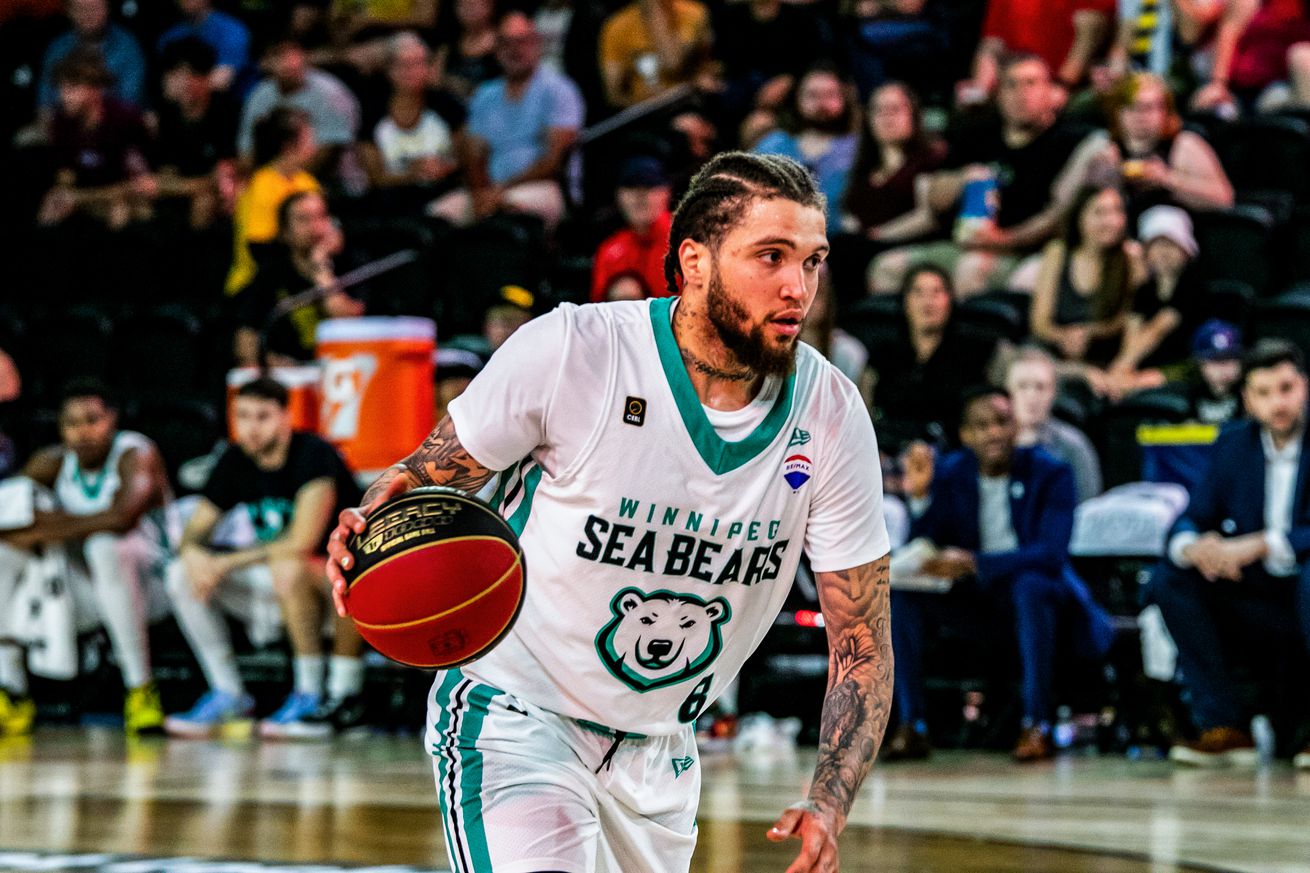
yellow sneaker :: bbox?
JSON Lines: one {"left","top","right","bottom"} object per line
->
{"left": 124, "top": 682, "right": 165, "bottom": 735}
{"left": 0, "top": 689, "right": 35, "bottom": 737}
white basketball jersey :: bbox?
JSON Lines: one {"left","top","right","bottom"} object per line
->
{"left": 442, "top": 298, "right": 889, "bottom": 735}
{"left": 54, "top": 430, "right": 155, "bottom": 516}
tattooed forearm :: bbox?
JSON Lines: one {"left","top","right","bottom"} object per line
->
{"left": 809, "top": 555, "right": 893, "bottom": 826}
{"left": 360, "top": 464, "right": 415, "bottom": 507}
{"left": 360, "top": 416, "right": 496, "bottom": 506}
{"left": 401, "top": 416, "right": 497, "bottom": 494}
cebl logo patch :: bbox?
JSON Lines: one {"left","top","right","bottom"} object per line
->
{"left": 783, "top": 454, "right": 812, "bottom": 490}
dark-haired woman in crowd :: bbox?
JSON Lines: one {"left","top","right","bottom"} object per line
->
{"left": 1096, "top": 72, "right": 1233, "bottom": 218}
{"left": 1030, "top": 184, "right": 1147, "bottom": 399}
{"left": 842, "top": 81, "right": 945, "bottom": 242}
{"left": 867, "top": 264, "right": 999, "bottom": 448}
{"left": 432, "top": 0, "right": 501, "bottom": 98}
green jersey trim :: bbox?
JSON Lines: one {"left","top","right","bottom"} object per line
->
{"left": 506, "top": 464, "right": 542, "bottom": 536}
{"left": 647, "top": 296, "right": 796, "bottom": 475}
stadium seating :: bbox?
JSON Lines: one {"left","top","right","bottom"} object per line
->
{"left": 110, "top": 305, "right": 208, "bottom": 400}
{"left": 1192, "top": 204, "right": 1277, "bottom": 295}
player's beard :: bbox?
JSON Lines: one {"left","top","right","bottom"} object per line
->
{"left": 706, "top": 264, "right": 797, "bottom": 378}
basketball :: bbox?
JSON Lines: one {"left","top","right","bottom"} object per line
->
{"left": 342, "top": 486, "right": 526, "bottom": 669}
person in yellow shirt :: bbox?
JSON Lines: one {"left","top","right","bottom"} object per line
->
{"left": 225, "top": 107, "right": 321, "bottom": 294}
{"left": 598, "top": 0, "right": 713, "bottom": 107}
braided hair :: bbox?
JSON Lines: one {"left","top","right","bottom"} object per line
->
{"left": 663, "top": 152, "right": 825, "bottom": 296}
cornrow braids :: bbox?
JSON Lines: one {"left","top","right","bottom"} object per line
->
{"left": 663, "top": 152, "right": 825, "bottom": 295}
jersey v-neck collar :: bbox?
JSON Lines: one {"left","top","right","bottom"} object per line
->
{"left": 647, "top": 296, "right": 796, "bottom": 475}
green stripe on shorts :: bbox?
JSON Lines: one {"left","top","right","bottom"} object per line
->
{"left": 455, "top": 682, "right": 499, "bottom": 872}
{"left": 431, "top": 670, "right": 466, "bottom": 872}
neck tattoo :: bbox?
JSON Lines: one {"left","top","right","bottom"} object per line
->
{"left": 680, "top": 348, "right": 755, "bottom": 382}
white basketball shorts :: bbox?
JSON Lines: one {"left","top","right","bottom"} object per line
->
{"left": 426, "top": 668, "right": 701, "bottom": 873}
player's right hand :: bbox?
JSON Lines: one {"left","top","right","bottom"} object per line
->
{"left": 326, "top": 472, "right": 413, "bottom": 617}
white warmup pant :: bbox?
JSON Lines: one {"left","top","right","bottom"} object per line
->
{"left": 164, "top": 557, "right": 284, "bottom": 697}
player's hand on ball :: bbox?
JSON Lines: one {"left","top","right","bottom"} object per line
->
{"left": 326, "top": 472, "right": 414, "bottom": 616}
{"left": 768, "top": 800, "right": 840, "bottom": 873}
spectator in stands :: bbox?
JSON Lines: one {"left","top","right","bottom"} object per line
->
{"left": 712, "top": 0, "right": 827, "bottom": 137}
{"left": 37, "top": 0, "right": 146, "bottom": 113}
{"left": 1030, "top": 184, "right": 1147, "bottom": 399}
{"left": 600, "top": 270, "right": 655, "bottom": 301}
{"left": 155, "top": 37, "right": 239, "bottom": 229}
{"left": 237, "top": 37, "right": 360, "bottom": 171}
{"left": 890, "top": 386, "right": 1116, "bottom": 762}
{"left": 299, "top": 1, "right": 442, "bottom": 77}
{"left": 232, "top": 189, "right": 365, "bottom": 366}
{"left": 1185, "top": 320, "right": 1244, "bottom": 424}
{"left": 958, "top": 0, "right": 1112, "bottom": 101}
{"left": 843, "top": 0, "right": 949, "bottom": 100}
{"left": 165, "top": 377, "right": 368, "bottom": 740}
{"left": 867, "top": 265, "right": 1000, "bottom": 450}
{"left": 870, "top": 55, "right": 1104, "bottom": 297}
{"left": 38, "top": 47, "right": 156, "bottom": 230}
{"left": 1101, "top": 0, "right": 1178, "bottom": 82}
{"left": 1182, "top": 0, "right": 1310, "bottom": 113}
{"left": 1151, "top": 340, "right": 1310, "bottom": 769}
{"left": 801, "top": 268, "right": 873, "bottom": 403}
{"left": 1096, "top": 73, "right": 1233, "bottom": 217}
{"left": 752, "top": 66, "right": 859, "bottom": 230}
{"left": 598, "top": 0, "right": 712, "bottom": 109}
{"left": 429, "top": 11, "right": 583, "bottom": 229}
{"left": 1004, "top": 345, "right": 1104, "bottom": 501}
{"left": 357, "top": 32, "right": 461, "bottom": 195}
{"left": 434, "top": 0, "right": 502, "bottom": 98}
{"left": 0, "top": 380, "right": 173, "bottom": 736}
{"left": 434, "top": 344, "right": 486, "bottom": 421}
{"left": 1117, "top": 205, "right": 1208, "bottom": 377}
{"left": 225, "top": 107, "right": 321, "bottom": 295}
{"left": 591, "top": 155, "right": 673, "bottom": 303}
{"left": 156, "top": 0, "right": 251, "bottom": 93}
{"left": 484, "top": 284, "right": 535, "bottom": 352}
{"left": 842, "top": 81, "right": 946, "bottom": 243}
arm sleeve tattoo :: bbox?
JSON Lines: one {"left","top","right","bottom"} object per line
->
{"left": 359, "top": 416, "right": 497, "bottom": 506}
{"left": 808, "top": 554, "right": 893, "bottom": 826}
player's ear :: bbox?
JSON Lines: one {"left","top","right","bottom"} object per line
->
{"left": 678, "top": 239, "right": 708, "bottom": 290}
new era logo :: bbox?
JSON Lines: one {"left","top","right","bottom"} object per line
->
{"left": 623, "top": 396, "right": 647, "bottom": 426}
{"left": 671, "top": 756, "right": 695, "bottom": 778}
{"left": 788, "top": 427, "right": 811, "bottom": 448}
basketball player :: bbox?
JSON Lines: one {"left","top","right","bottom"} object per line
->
{"left": 327, "top": 152, "right": 893, "bottom": 873}
{"left": 165, "top": 378, "right": 367, "bottom": 740}
{"left": 0, "top": 380, "right": 171, "bottom": 735}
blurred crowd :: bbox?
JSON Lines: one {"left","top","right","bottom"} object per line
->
{"left": 1, "top": 0, "right": 1310, "bottom": 769}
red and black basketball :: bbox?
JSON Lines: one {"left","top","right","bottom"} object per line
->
{"left": 342, "top": 486, "right": 526, "bottom": 669}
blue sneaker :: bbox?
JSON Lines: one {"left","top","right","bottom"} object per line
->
{"left": 259, "top": 692, "right": 327, "bottom": 740}
{"left": 164, "top": 690, "right": 255, "bottom": 739}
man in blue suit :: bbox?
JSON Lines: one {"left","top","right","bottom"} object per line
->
{"left": 888, "top": 386, "right": 1115, "bottom": 762}
{"left": 1153, "top": 340, "right": 1310, "bottom": 769}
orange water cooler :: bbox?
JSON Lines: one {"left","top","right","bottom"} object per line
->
{"left": 226, "top": 366, "right": 321, "bottom": 439}
{"left": 316, "top": 317, "right": 436, "bottom": 473}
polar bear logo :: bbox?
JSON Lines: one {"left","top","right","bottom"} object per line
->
{"left": 595, "top": 588, "right": 732, "bottom": 692}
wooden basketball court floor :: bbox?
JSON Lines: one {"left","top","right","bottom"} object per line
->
{"left": 0, "top": 728, "right": 1307, "bottom": 873}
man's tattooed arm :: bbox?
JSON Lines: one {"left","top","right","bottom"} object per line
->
{"left": 809, "top": 555, "right": 893, "bottom": 828}
{"left": 360, "top": 415, "right": 497, "bottom": 506}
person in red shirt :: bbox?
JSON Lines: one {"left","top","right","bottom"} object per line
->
{"left": 590, "top": 156, "right": 675, "bottom": 303}
{"left": 959, "top": 0, "right": 1114, "bottom": 102}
